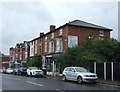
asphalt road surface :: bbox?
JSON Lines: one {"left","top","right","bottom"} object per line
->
{"left": 1, "top": 74, "right": 119, "bottom": 92}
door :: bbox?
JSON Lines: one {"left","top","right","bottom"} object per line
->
{"left": 69, "top": 68, "right": 77, "bottom": 81}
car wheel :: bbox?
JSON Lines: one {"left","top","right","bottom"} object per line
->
{"left": 30, "top": 72, "right": 32, "bottom": 77}
{"left": 77, "top": 76, "right": 83, "bottom": 84}
{"left": 62, "top": 75, "right": 66, "bottom": 81}
{"left": 27, "top": 74, "right": 29, "bottom": 77}
{"left": 40, "top": 75, "right": 43, "bottom": 78}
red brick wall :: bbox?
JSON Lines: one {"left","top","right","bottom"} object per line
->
{"left": 1, "top": 57, "right": 10, "bottom": 69}
{"left": 37, "top": 25, "right": 110, "bottom": 56}
{"left": 41, "top": 26, "right": 69, "bottom": 55}
{"left": 68, "top": 26, "right": 110, "bottom": 44}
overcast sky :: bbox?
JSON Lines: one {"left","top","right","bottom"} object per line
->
{"left": 0, "top": 0, "right": 118, "bottom": 55}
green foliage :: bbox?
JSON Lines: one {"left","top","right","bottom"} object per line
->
{"left": 58, "top": 37, "right": 120, "bottom": 70}
{"left": 112, "top": 41, "right": 120, "bottom": 62}
{"left": 94, "top": 38, "right": 119, "bottom": 62}
{"left": 25, "top": 55, "right": 42, "bottom": 68}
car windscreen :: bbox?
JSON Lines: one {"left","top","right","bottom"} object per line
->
{"left": 75, "top": 67, "right": 88, "bottom": 72}
{"left": 29, "top": 67, "right": 38, "bottom": 70}
{"left": 9, "top": 69, "right": 13, "bottom": 70}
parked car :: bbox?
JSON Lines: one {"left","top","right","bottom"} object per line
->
{"left": 0, "top": 69, "right": 3, "bottom": 73}
{"left": 13, "top": 68, "right": 19, "bottom": 75}
{"left": 2, "top": 69, "right": 6, "bottom": 74}
{"left": 18, "top": 67, "right": 27, "bottom": 76}
{"left": 6, "top": 68, "right": 14, "bottom": 74}
{"left": 62, "top": 67, "right": 98, "bottom": 84}
{"left": 27, "top": 67, "right": 43, "bottom": 77}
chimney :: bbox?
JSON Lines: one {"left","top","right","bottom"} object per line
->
{"left": 50, "top": 25, "right": 55, "bottom": 32}
{"left": 40, "top": 32, "right": 44, "bottom": 37}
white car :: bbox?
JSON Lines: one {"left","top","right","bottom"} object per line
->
{"left": 0, "top": 69, "right": 3, "bottom": 73}
{"left": 6, "top": 68, "right": 14, "bottom": 74}
{"left": 27, "top": 67, "right": 43, "bottom": 77}
{"left": 62, "top": 67, "right": 98, "bottom": 84}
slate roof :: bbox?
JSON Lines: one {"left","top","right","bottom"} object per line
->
{"left": 30, "top": 19, "right": 112, "bottom": 42}
{"left": 67, "top": 20, "right": 112, "bottom": 30}
{"left": 0, "top": 53, "right": 10, "bottom": 57}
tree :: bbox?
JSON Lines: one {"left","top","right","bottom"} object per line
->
{"left": 58, "top": 45, "right": 106, "bottom": 71}
{"left": 58, "top": 37, "right": 120, "bottom": 71}
{"left": 94, "top": 38, "right": 119, "bottom": 62}
{"left": 112, "top": 41, "right": 120, "bottom": 62}
{"left": 25, "top": 55, "right": 42, "bottom": 68}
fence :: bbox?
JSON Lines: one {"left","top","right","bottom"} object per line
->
{"left": 89, "top": 62, "right": 120, "bottom": 81}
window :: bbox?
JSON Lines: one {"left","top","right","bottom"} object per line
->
{"left": 45, "top": 37, "right": 47, "bottom": 41}
{"left": 56, "top": 38, "right": 62, "bottom": 52}
{"left": 49, "top": 41, "right": 54, "bottom": 53}
{"left": 35, "top": 40, "right": 37, "bottom": 44}
{"left": 25, "top": 52, "right": 27, "bottom": 59}
{"left": 99, "top": 30, "right": 104, "bottom": 36}
{"left": 31, "top": 42, "right": 33, "bottom": 45}
{"left": 35, "top": 45, "right": 37, "bottom": 54}
{"left": 45, "top": 42, "right": 47, "bottom": 52}
{"left": 20, "top": 54, "right": 22, "bottom": 60}
{"left": 65, "top": 68, "right": 71, "bottom": 71}
{"left": 16, "top": 54, "right": 18, "bottom": 60}
{"left": 70, "top": 68, "right": 75, "bottom": 72}
{"left": 59, "top": 29, "right": 62, "bottom": 35}
{"left": 52, "top": 33, "right": 54, "bottom": 39}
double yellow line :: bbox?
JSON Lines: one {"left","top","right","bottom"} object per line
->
{"left": 97, "top": 83, "right": 120, "bottom": 88}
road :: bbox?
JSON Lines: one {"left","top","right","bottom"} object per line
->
{"left": 0, "top": 74, "right": 119, "bottom": 92}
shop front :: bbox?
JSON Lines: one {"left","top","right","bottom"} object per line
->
{"left": 42, "top": 53, "right": 61, "bottom": 76}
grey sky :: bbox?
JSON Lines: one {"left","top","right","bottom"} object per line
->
{"left": 0, "top": 1, "right": 118, "bottom": 55}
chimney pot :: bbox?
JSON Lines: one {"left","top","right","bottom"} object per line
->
{"left": 40, "top": 32, "right": 44, "bottom": 37}
{"left": 50, "top": 25, "right": 55, "bottom": 32}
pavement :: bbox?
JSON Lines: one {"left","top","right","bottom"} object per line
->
{"left": 46, "top": 75, "right": 120, "bottom": 87}
{"left": 98, "top": 79, "right": 120, "bottom": 86}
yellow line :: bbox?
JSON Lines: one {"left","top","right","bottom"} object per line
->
{"left": 97, "top": 83, "right": 120, "bottom": 88}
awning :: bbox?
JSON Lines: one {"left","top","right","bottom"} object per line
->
{"left": 21, "top": 61, "right": 27, "bottom": 63}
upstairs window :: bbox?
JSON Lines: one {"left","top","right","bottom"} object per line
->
{"left": 99, "top": 30, "right": 104, "bottom": 36}
{"left": 52, "top": 33, "right": 54, "bottom": 39}
{"left": 56, "top": 38, "right": 62, "bottom": 52}
{"left": 16, "top": 54, "right": 18, "bottom": 60}
{"left": 45, "top": 37, "right": 47, "bottom": 41}
{"left": 35, "top": 40, "right": 37, "bottom": 44}
{"left": 49, "top": 41, "right": 54, "bottom": 53}
{"left": 45, "top": 42, "right": 47, "bottom": 52}
{"left": 20, "top": 54, "right": 22, "bottom": 60}
{"left": 59, "top": 29, "right": 63, "bottom": 35}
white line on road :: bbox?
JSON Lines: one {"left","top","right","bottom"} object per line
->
{"left": 56, "top": 89, "right": 65, "bottom": 92}
{"left": 26, "top": 81, "right": 44, "bottom": 87}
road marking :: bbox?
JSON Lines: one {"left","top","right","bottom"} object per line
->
{"left": 12, "top": 78, "right": 21, "bottom": 81}
{"left": 97, "top": 83, "right": 120, "bottom": 88}
{"left": 0, "top": 89, "right": 2, "bottom": 92}
{"left": 26, "top": 81, "right": 44, "bottom": 87}
{"left": 56, "top": 89, "right": 65, "bottom": 92}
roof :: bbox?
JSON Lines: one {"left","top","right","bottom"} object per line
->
{"left": 0, "top": 53, "right": 11, "bottom": 58}
{"left": 30, "top": 19, "right": 112, "bottom": 42}
{"left": 67, "top": 20, "right": 112, "bottom": 30}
